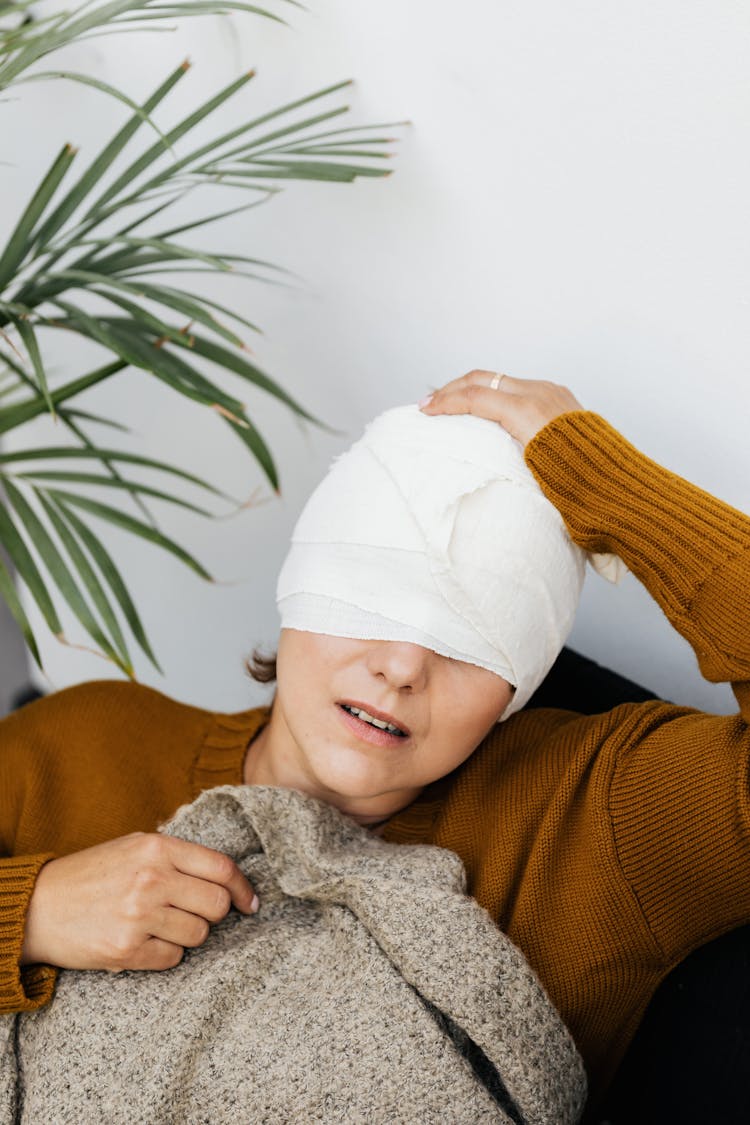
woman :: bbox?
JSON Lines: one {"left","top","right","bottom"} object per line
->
{"left": 2, "top": 372, "right": 749, "bottom": 1113}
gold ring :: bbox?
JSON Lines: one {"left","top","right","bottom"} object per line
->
{"left": 490, "top": 373, "right": 506, "bottom": 391}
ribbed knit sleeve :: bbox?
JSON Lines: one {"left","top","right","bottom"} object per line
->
{"left": 524, "top": 411, "right": 750, "bottom": 693}
{"left": 0, "top": 680, "right": 263, "bottom": 1016}
{"left": 0, "top": 854, "right": 57, "bottom": 1011}
{"left": 525, "top": 411, "right": 750, "bottom": 961}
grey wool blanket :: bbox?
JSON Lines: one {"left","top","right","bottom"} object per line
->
{"left": 1, "top": 785, "right": 586, "bottom": 1124}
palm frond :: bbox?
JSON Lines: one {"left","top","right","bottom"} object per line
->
{"left": 0, "top": 1, "right": 399, "bottom": 673}
{"left": 0, "top": 0, "right": 291, "bottom": 92}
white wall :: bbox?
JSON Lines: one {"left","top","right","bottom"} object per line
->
{"left": 3, "top": 0, "right": 748, "bottom": 714}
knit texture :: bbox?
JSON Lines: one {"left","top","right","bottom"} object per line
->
{"left": 1, "top": 411, "right": 749, "bottom": 1107}
{"left": 1, "top": 785, "right": 586, "bottom": 1125}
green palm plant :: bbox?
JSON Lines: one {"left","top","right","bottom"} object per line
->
{"left": 0, "top": 0, "right": 396, "bottom": 677}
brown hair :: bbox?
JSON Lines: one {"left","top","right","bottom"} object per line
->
{"left": 245, "top": 647, "right": 278, "bottom": 684}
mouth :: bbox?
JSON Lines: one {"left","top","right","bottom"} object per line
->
{"left": 336, "top": 700, "right": 410, "bottom": 747}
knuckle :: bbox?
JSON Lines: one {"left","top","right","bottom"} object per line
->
{"left": 134, "top": 833, "right": 167, "bottom": 864}
{"left": 466, "top": 383, "right": 482, "bottom": 401}
{"left": 106, "top": 934, "right": 138, "bottom": 970}
{"left": 143, "top": 944, "right": 184, "bottom": 971}
{"left": 209, "top": 886, "right": 232, "bottom": 921}
{"left": 211, "top": 851, "right": 237, "bottom": 885}
{"left": 162, "top": 947, "right": 185, "bottom": 970}
{"left": 121, "top": 873, "right": 161, "bottom": 922}
{"left": 186, "top": 919, "right": 210, "bottom": 948}
{"left": 132, "top": 866, "right": 161, "bottom": 896}
{"left": 120, "top": 893, "right": 144, "bottom": 924}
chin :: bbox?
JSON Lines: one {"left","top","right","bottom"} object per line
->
{"left": 313, "top": 753, "right": 400, "bottom": 805}
{"left": 319, "top": 769, "right": 389, "bottom": 803}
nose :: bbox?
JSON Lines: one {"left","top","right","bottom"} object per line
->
{"left": 365, "top": 640, "right": 430, "bottom": 693}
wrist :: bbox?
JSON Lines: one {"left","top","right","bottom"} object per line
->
{"left": 20, "top": 858, "right": 56, "bottom": 967}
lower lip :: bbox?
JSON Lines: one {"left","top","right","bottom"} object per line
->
{"left": 336, "top": 705, "right": 409, "bottom": 748}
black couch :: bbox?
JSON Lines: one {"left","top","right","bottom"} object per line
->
{"left": 528, "top": 648, "right": 750, "bottom": 1125}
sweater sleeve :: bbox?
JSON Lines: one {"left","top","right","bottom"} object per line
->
{"left": 524, "top": 411, "right": 750, "bottom": 959}
{"left": 0, "top": 855, "right": 57, "bottom": 1012}
{"left": 0, "top": 680, "right": 253, "bottom": 1017}
{"left": 0, "top": 692, "right": 66, "bottom": 1015}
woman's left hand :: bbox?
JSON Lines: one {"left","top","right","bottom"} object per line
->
{"left": 419, "top": 370, "right": 583, "bottom": 449}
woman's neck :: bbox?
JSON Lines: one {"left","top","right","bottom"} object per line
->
{"left": 242, "top": 720, "right": 418, "bottom": 828}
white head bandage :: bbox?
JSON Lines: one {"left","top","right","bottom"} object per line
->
{"left": 277, "top": 404, "right": 619, "bottom": 720}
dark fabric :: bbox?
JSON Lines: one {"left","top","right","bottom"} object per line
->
{"left": 11, "top": 685, "right": 43, "bottom": 712}
{"left": 598, "top": 925, "right": 750, "bottom": 1125}
{"left": 532, "top": 648, "right": 750, "bottom": 1125}
{"left": 526, "top": 647, "right": 658, "bottom": 714}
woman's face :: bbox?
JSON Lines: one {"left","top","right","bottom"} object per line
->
{"left": 258, "top": 629, "right": 513, "bottom": 824}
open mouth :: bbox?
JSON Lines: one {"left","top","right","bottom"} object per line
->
{"left": 338, "top": 703, "right": 409, "bottom": 739}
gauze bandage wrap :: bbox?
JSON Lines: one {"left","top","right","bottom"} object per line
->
{"left": 277, "top": 405, "right": 619, "bottom": 720}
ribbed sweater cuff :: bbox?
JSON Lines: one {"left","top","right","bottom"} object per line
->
{"left": 524, "top": 411, "right": 750, "bottom": 614}
{"left": 0, "top": 853, "right": 58, "bottom": 1013}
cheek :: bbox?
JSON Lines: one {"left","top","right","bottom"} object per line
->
{"left": 277, "top": 635, "right": 335, "bottom": 700}
{"left": 432, "top": 676, "right": 509, "bottom": 750}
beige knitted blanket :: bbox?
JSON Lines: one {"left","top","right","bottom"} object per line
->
{"left": 1, "top": 785, "right": 586, "bottom": 1123}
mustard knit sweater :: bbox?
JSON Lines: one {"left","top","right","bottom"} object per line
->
{"left": 1, "top": 412, "right": 749, "bottom": 1106}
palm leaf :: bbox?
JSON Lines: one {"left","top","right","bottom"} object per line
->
{"left": 47, "top": 303, "right": 249, "bottom": 420}
{"left": 19, "top": 470, "right": 217, "bottom": 517}
{"left": 0, "top": 355, "right": 125, "bottom": 434}
{"left": 151, "top": 199, "right": 268, "bottom": 243}
{"left": 265, "top": 146, "right": 392, "bottom": 159}
{"left": 71, "top": 233, "right": 237, "bottom": 274}
{"left": 167, "top": 327, "right": 323, "bottom": 426}
{"left": 14, "top": 69, "right": 174, "bottom": 149}
{"left": 235, "top": 159, "right": 390, "bottom": 182}
{"left": 0, "top": 142, "right": 77, "bottom": 290}
{"left": 35, "top": 487, "right": 133, "bottom": 673}
{"left": 0, "top": 5, "right": 399, "bottom": 673}
{"left": 0, "top": 356, "right": 127, "bottom": 435}
{"left": 58, "top": 408, "right": 131, "bottom": 432}
{"left": 30, "top": 61, "right": 189, "bottom": 252}
{"left": 196, "top": 104, "right": 353, "bottom": 168}
{"left": 0, "top": 552, "right": 41, "bottom": 667}
{"left": 53, "top": 269, "right": 247, "bottom": 349}
{"left": 0, "top": 444, "right": 232, "bottom": 499}
{"left": 0, "top": 0, "right": 285, "bottom": 91}
{"left": 224, "top": 413, "right": 278, "bottom": 493}
{"left": 99, "top": 80, "right": 353, "bottom": 217}
{"left": 48, "top": 488, "right": 213, "bottom": 579}
{"left": 6, "top": 313, "right": 55, "bottom": 416}
{"left": 0, "top": 480, "right": 63, "bottom": 633}
{"left": 88, "top": 68, "right": 257, "bottom": 215}
{"left": 52, "top": 496, "right": 162, "bottom": 670}
{"left": 1, "top": 348, "right": 161, "bottom": 527}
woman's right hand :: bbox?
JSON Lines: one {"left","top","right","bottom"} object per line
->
{"left": 420, "top": 370, "right": 584, "bottom": 448}
{"left": 20, "top": 833, "right": 258, "bottom": 972}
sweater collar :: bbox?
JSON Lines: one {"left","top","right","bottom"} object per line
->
{"left": 191, "top": 705, "right": 271, "bottom": 800}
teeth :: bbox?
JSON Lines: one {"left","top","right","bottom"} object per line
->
{"left": 346, "top": 705, "right": 403, "bottom": 735}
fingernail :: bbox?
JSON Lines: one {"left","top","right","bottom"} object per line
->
{"left": 418, "top": 394, "right": 433, "bottom": 409}
{"left": 250, "top": 894, "right": 259, "bottom": 914}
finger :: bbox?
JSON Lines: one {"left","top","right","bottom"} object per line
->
{"left": 425, "top": 369, "right": 524, "bottom": 399}
{"left": 152, "top": 904, "right": 211, "bottom": 950}
{"left": 128, "top": 937, "right": 185, "bottom": 972}
{"left": 428, "top": 369, "right": 496, "bottom": 396}
{"left": 164, "top": 837, "right": 257, "bottom": 914}
{"left": 420, "top": 384, "right": 516, "bottom": 426}
{"left": 167, "top": 871, "right": 233, "bottom": 924}
{"left": 421, "top": 380, "right": 582, "bottom": 447}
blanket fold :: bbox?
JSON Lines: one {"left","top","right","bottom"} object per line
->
{"left": 2, "top": 785, "right": 586, "bottom": 1124}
